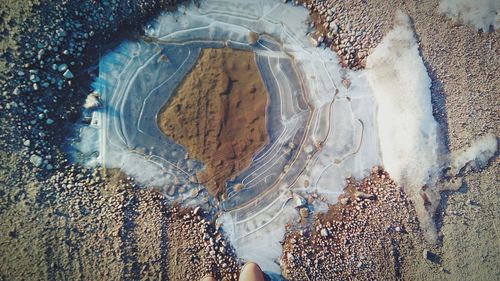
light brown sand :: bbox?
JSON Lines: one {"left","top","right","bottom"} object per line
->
{"left": 158, "top": 47, "right": 269, "bottom": 198}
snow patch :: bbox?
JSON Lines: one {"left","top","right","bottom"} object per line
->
{"left": 451, "top": 133, "right": 497, "bottom": 175}
{"left": 366, "top": 11, "right": 442, "bottom": 243}
{"left": 439, "top": 0, "right": 500, "bottom": 31}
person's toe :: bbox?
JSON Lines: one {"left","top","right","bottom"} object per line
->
{"left": 239, "top": 262, "right": 264, "bottom": 281}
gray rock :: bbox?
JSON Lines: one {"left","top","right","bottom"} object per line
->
{"left": 30, "top": 74, "right": 40, "bottom": 82}
{"left": 292, "top": 193, "right": 307, "bottom": 207}
{"left": 63, "top": 69, "right": 74, "bottom": 79}
{"left": 58, "top": 64, "right": 68, "bottom": 72}
{"left": 29, "top": 154, "right": 43, "bottom": 167}
{"left": 329, "top": 22, "right": 338, "bottom": 33}
{"left": 320, "top": 228, "right": 329, "bottom": 237}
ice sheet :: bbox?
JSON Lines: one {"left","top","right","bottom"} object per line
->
{"left": 72, "top": 0, "right": 382, "bottom": 274}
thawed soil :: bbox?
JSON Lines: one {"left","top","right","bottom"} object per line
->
{"left": 158, "top": 48, "right": 269, "bottom": 197}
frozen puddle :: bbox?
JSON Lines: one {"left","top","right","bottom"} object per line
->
{"left": 73, "top": 0, "right": 381, "bottom": 274}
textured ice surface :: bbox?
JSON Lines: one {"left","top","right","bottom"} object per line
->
{"left": 73, "top": 0, "right": 383, "bottom": 274}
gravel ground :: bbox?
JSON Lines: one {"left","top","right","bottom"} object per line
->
{"left": 290, "top": 0, "right": 499, "bottom": 280}
{"left": 0, "top": 0, "right": 241, "bottom": 280}
{"left": 0, "top": 0, "right": 498, "bottom": 280}
{"left": 281, "top": 168, "right": 425, "bottom": 280}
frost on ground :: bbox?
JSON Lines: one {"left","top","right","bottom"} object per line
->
{"left": 366, "top": 11, "right": 443, "bottom": 243}
{"left": 439, "top": 0, "right": 500, "bottom": 31}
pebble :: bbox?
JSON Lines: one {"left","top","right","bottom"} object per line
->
{"left": 63, "top": 69, "right": 74, "bottom": 79}
{"left": 57, "top": 64, "right": 68, "bottom": 72}
{"left": 354, "top": 191, "right": 375, "bottom": 200}
{"left": 299, "top": 207, "right": 309, "bottom": 218}
{"left": 340, "top": 197, "right": 350, "bottom": 205}
{"left": 422, "top": 249, "right": 431, "bottom": 260}
{"left": 29, "top": 154, "right": 43, "bottom": 167}
{"left": 293, "top": 193, "right": 307, "bottom": 207}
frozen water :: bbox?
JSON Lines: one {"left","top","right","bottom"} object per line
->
{"left": 67, "top": 0, "right": 441, "bottom": 275}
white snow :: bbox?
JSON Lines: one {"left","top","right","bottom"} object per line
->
{"left": 366, "top": 11, "right": 442, "bottom": 243}
{"left": 451, "top": 133, "right": 497, "bottom": 175}
{"left": 439, "top": 0, "right": 500, "bottom": 31}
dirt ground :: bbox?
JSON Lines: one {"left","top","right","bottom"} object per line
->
{"left": 158, "top": 48, "right": 269, "bottom": 198}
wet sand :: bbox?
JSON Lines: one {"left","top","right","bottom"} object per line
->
{"left": 158, "top": 48, "right": 269, "bottom": 198}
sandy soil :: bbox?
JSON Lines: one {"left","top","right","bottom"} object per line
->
{"left": 158, "top": 48, "right": 269, "bottom": 198}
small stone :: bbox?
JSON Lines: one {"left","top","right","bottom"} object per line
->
{"left": 342, "top": 78, "right": 351, "bottom": 89}
{"left": 423, "top": 249, "right": 431, "bottom": 260}
{"left": 320, "top": 228, "right": 329, "bottom": 237}
{"left": 46, "top": 118, "right": 54, "bottom": 125}
{"left": 23, "top": 139, "right": 31, "bottom": 147}
{"left": 29, "top": 154, "right": 43, "bottom": 167}
{"left": 329, "top": 22, "right": 338, "bottom": 32}
{"left": 248, "top": 31, "right": 259, "bottom": 45}
{"left": 292, "top": 193, "right": 307, "bottom": 207}
{"left": 339, "top": 197, "right": 350, "bottom": 205}
{"left": 63, "top": 69, "right": 74, "bottom": 79}
{"left": 299, "top": 207, "right": 309, "bottom": 218}
{"left": 354, "top": 191, "right": 375, "bottom": 200}
{"left": 234, "top": 183, "right": 245, "bottom": 191}
{"left": 303, "top": 180, "right": 310, "bottom": 188}
{"left": 37, "top": 49, "right": 45, "bottom": 60}
{"left": 57, "top": 64, "right": 68, "bottom": 72}
{"left": 84, "top": 92, "right": 102, "bottom": 109}
{"left": 309, "top": 36, "right": 319, "bottom": 47}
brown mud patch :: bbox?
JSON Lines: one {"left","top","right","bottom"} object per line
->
{"left": 158, "top": 47, "right": 269, "bottom": 198}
